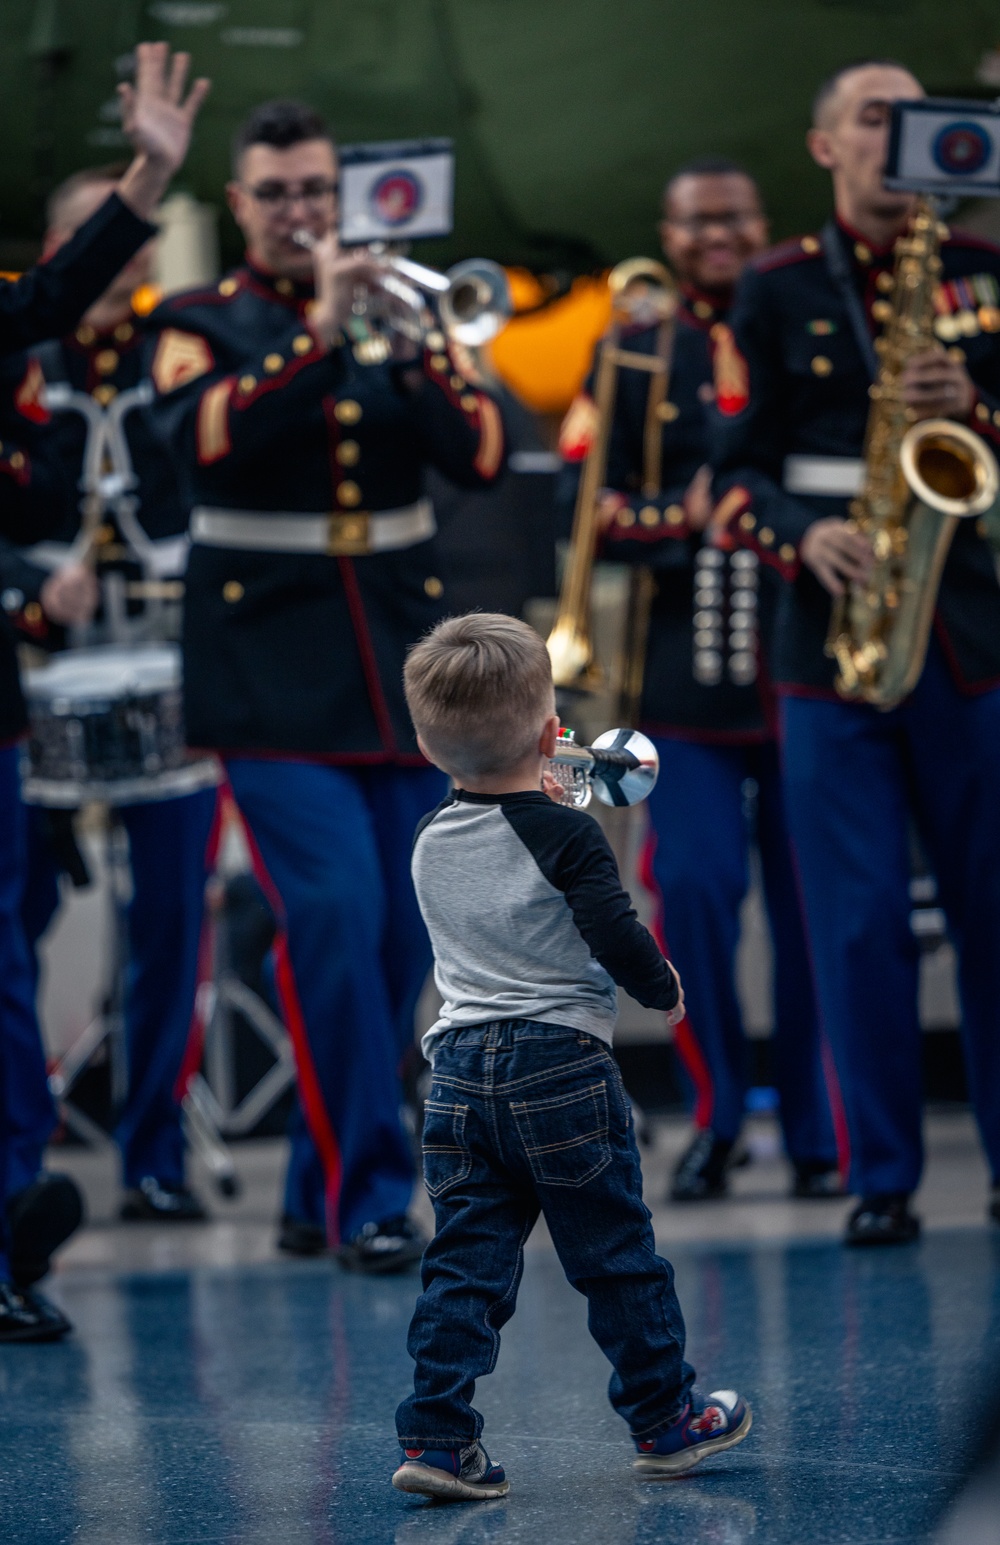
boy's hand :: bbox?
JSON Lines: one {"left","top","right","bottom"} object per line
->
{"left": 541, "top": 769, "right": 568, "bottom": 803}
{"left": 665, "top": 961, "right": 685, "bottom": 1026}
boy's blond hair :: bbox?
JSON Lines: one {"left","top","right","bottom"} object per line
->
{"left": 404, "top": 613, "right": 554, "bottom": 780}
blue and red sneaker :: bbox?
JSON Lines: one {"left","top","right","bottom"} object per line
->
{"left": 633, "top": 1388, "right": 752, "bottom": 1477}
{"left": 392, "top": 1441, "right": 510, "bottom": 1501}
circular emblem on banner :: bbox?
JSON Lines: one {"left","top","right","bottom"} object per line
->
{"left": 932, "top": 121, "right": 992, "bottom": 177}
{"left": 370, "top": 169, "right": 423, "bottom": 227}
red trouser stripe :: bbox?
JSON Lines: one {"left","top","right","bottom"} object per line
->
{"left": 638, "top": 826, "right": 715, "bottom": 1129}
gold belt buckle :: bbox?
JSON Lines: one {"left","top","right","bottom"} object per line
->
{"left": 327, "top": 511, "right": 371, "bottom": 556}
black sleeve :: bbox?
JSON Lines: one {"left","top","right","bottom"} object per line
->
{"left": 0, "top": 194, "right": 156, "bottom": 358}
{"left": 505, "top": 801, "right": 680, "bottom": 1011}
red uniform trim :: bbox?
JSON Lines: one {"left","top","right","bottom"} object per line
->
{"left": 932, "top": 613, "right": 1000, "bottom": 697}
{"left": 752, "top": 236, "right": 824, "bottom": 275}
{"left": 336, "top": 556, "right": 399, "bottom": 755}
{"left": 944, "top": 227, "right": 1000, "bottom": 257}
{"left": 637, "top": 827, "right": 714, "bottom": 1129}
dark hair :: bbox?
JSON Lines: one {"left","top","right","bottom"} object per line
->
{"left": 231, "top": 99, "right": 333, "bottom": 174}
{"left": 46, "top": 162, "right": 130, "bottom": 229}
{"left": 663, "top": 157, "right": 759, "bottom": 208}
{"left": 811, "top": 58, "right": 914, "bottom": 127}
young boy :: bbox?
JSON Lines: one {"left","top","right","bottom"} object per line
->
{"left": 393, "top": 613, "right": 752, "bottom": 1502}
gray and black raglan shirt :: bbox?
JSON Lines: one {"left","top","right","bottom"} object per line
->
{"left": 413, "top": 789, "right": 679, "bottom": 1058}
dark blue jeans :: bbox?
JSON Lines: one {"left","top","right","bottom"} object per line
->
{"left": 396, "top": 1021, "right": 695, "bottom": 1446}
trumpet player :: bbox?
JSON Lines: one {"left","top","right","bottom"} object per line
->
{"left": 144, "top": 99, "right": 506, "bottom": 1272}
{"left": 712, "top": 62, "right": 1000, "bottom": 1245}
{"left": 561, "top": 161, "right": 839, "bottom": 1204}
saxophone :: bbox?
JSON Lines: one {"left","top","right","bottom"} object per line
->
{"left": 825, "top": 199, "right": 1000, "bottom": 709}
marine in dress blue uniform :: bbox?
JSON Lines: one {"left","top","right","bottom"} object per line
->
{"left": 712, "top": 62, "right": 1000, "bottom": 1242}
{"left": 144, "top": 101, "right": 505, "bottom": 1269}
{"left": 563, "top": 162, "right": 837, "bottom": 1200}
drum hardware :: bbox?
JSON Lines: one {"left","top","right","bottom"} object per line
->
{"left": 547, "top": 726, "right": 659, "bottom": 809}
{"left": 291, "top": 229, "right": 512, "bottom": 346}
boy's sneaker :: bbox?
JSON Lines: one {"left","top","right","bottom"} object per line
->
{"left": 633, "top": 1388, "right": 752, "bottom": 1477}
{"left": 392, "top": 1441, "right": 510, "bottom": 1501}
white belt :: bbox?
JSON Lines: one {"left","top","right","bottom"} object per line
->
{"left": 189, "top": 498, "right": 436, "bottom": 557}
{"left": 783, "top": 455, "right": 865, "bottom": 498}
{"left": 23, "top": 534, "right": 189, "bottom": 578}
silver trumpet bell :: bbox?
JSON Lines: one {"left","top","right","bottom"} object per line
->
{"left": 547, "top": 728, "right": 659, "bottom": 810}
{"left": 291, "top": 231, "right": 511, "bottom": 346}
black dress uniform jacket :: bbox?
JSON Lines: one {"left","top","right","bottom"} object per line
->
{"left": 567, "top": 288, "right": 774, "bottom": 740}
{"left": 712, "top": 219, "right": 1000, "bottom": 696}
{"left": 144, "top": 262, "right": 505, "bottom": 760}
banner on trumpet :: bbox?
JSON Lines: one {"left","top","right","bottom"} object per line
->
{"left": 338, "top": 137, "right": 455, "bottom": 245}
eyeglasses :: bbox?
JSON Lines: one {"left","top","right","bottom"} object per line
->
{"left": 245, "top": 178, "right": 339, "bottom": 213}
{"left": 665, "top": 212, "right": 762, "bottom": 236}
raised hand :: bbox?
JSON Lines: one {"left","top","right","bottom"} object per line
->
{"left": 116, "top": 43, "right": 210, "bottom": 221}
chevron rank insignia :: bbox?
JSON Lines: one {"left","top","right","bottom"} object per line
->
{"left": 152, "top": 329, "right": 215, "bottom": 394}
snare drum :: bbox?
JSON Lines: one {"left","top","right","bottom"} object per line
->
{"left": 21, "top": 644, "right": 219, "bottom": 807}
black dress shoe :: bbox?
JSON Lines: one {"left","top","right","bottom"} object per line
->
{"left": 792, "top": 1162, "right": 845, "bottom": 1200}
{"left": 670, "top": 1130, "right": 734, "bottom": 1202}
{"left": 337, "top": 1216, "right": 426, "bottom": 1274}
{"left": 277, "top": 1216, "right": 328, "bottom": 1256}
{"left": 8, "top": 1172, "right": 84, "bottom": 1287}
{"left": 120, "top": 1178, "right": 208, "bottom": 1222}
{"left": 0, "top": 1281, "right": 70, "bottom": 1342}
{"left": 845, "top": 1193, "right": 920, "bottom": 1247}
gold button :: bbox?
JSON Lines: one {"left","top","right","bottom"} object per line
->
{"left": 871, "top": 300, "right": 892, "bottom": 323}
{"left": 947, "top": 347, "right": 966, "bottom": 364}
{"left": 223, "top": 581, "right": 244, "bottom": 603}
{"left": 460, "top": 393, "right": 478, "bottom": 412}
{"left": 9, "top": 451, "right": 25, "bottom": 470}
{"left": 811, "top": 355, "right": 833, "bottom": 376}
{"left": 779, "top": 543, "right": 796, "bottom": 562}
{"left": 263, "top": 353, "right": 284, "bottom": 374}
{"left": 450, "top": 374, "right": 466, "bottom": 391}
{"left": 759, "top": 527, "right": 775, "bottom": 546}
{"left": 92, "top": 384, "right": 117, "bottom": 405}
{"left": 114, "top": 321, "right": 134, "bottom": 343}
{"left": 426, "top": 331, "right": 447, "bottom": 351}
{"left": 275, "top": 277, "right": 294, "bottom": 297}
{"left": 876, "top": 271, "right": 894, "bottom": 293}
{"left": 293, "top": 334, "right": 313, "bottom": 355}
{"left": 657, "top": 401, "right": 680, "bottom": 422}
{"left": 616, "top": 508, "right": 636, "bottom": 527}
{"left": 976, "top": 402, "right": 990, "bottom": 422}
{"left": 76, "top": 324, "right": 96, "bottom": 345}
{"left": 801, "top": 236, "right": 821, "bottom": 254}
{"left": 94, "top": 348, "right": 119, "bottom": 375}
{"left": 977, "top": 518, "right": 988, "bottom": 538}
{"left": 23, "top": 601, "right": 42, "bottom": 624}
{"left": 993, "top": 410, "right": 1000, "bottom": 428}
{"left": 337, "top": 481, "right": 362, "bottom": 507}
{"left": 239, "top": 374, "right": 257, "bottom": 395}
{"left": 854, "top": 242, "right": 871, "bottom": 264}
{"left": 430, "top": 353, "right": 449, "bottom": 372}
{"left": 739, "top": 512, "right": 756, "bottom": 531}
{"left": 218, "top": 277, "right": 238, "bottom": 297}
{"left": 666, "top": 504, "right": 686, "bottom": 526}
{"left": 640, "top": 505, "right": 660, "bottom": 526}
{"left": 692, "top": 299, "right": 714, "bottom": 320}
{"left": 336, "top": 440, "right": 360, "bottom": 466}
{"left": 424, "top": 575, "right": 444, "bottom": 599}
{"left": 95, "top": 524, "right": 115, "bottom": 545}
{"left": 334, "top": 399, "right": 362, "bottom": 425}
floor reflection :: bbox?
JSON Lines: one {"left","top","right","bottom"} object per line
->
{"left": 1, "top": 1231, "right": 998, "bottom": 1544}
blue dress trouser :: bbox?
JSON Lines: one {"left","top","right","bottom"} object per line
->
{"left": 780, "top": 640, "right": 1000, "bottom": 1196}
{"left": 19, "top": 786, "right": 218, "bottom": 1189}
{"left": 223, "top": 758, "right": 446, "bottom": 1244}
{"left": 0, "top": 744, "right": 43, "bottom": 1278}
{"left": 645, "top": 735, "right": 837, "bottom": 1166}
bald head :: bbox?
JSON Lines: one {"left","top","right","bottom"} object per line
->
{"left": 807, "top": 62, "right": 923, "bottom": 239}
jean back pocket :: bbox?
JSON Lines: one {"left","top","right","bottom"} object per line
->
{"left": 510, "top": 1081, "right": 611, "bottom": 1188}
{"left": 422, "top": 1100, "right": 472, "bottom": 1198}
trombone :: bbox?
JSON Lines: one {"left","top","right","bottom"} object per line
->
{"left": 546, "top": 258, "right": 678, "bottom": 696}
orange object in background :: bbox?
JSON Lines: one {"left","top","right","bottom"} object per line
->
{"left": 488, "top": 269, "right": 611, "bottom": 416}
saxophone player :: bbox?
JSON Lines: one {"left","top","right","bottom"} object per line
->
{"left": 562, "top": 162, "right": 840, "bottom": 1203}
{"left": 712, "top": 61, "right": 1000, "bottom": 1245}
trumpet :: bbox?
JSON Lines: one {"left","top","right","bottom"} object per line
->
{"left": 291, "top": 230, "right": 511, "bottom": 347}
{"left": 547, "top": 727, "right": 659, "bottom": 809}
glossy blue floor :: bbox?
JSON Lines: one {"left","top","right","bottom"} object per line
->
{"left": 2, "top": 1121, "right": 999, "bottom": 1545}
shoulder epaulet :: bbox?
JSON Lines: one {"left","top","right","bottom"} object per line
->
{"left": 151, "top": 273, "right": 246, "bottom": 321}
{"left": 944, "top": 227, "right": 1000, "bottom": 259}
{"left": 753, "top": 235, "right": 824, "bottom": 275}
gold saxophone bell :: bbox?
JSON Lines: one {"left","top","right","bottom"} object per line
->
{"left": 547, "top": 257, "right": 677, "bottom": 695}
